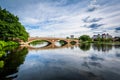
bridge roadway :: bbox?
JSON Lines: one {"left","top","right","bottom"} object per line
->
{"left": 20, "top": 37, "right": 79, "bottom": 45}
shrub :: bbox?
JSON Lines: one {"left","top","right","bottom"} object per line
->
{"left": 0, "top": 60, "right": 4, "bottom": 68}
{"left": 0, "top": 41, "right": 6, "bottom": 47}
{"left": 0, "top": 51, "right": 6, "bottom": 58}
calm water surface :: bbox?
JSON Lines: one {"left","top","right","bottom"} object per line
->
{"left": 0, "top": 43, "right": 120, "bottom": 80}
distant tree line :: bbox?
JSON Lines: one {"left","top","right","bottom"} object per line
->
{"left": 67, "top": 34, "right": 119, "bottom": 43}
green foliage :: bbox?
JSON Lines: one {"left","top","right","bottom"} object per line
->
{"left": 29, "top": 40, "right": 45, "bottom": 46}
{"left": 0, "top": 41, "right": 6, "bottom": 48}
{"left": 0, "top": 60, "right": 4, "bottom": 68}
{"left": 0, "top": 7, "right": 29, "bottom": 41}
{"left": 66, "top": 37, "right": 69, "bottom": 39}
{"left": 0, "top": 40, "right": 18, "bottom": 48}
{"left": 0, "top": 40, "right": 18, "bottom": 58}
{"left": 106, "top": 38, "right": 113, "bottom": 42}
{"left": 70, "top": 41, "right": 76, "bottom": 45}
{"left": 94, "top": 37, "right": 113, "bottom": 42}
{"left": 6, "top": 41, "right": 18, "bottom": 46}
{"left": 0, "top": 51, "right": 6, "bottom": 58}
{"left": 59, "top": 40, "right": 67, "bottom": 46}
{"left": 79, "top": 35, "right": 92, "bottom": 42}
{"left": 0, "top": 46, "right": 1, "bottom": 50}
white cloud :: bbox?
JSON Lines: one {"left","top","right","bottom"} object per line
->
{"left": 21, "top": 17, "right": 40, "bottom": 25}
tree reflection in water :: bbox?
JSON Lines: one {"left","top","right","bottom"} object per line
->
{"left": 78, "top": 43, "right": 120, "bottom": 52}
{"left": 0, "top": 47, "right": 28, "bottom": 80}
{"left": 78, "top": 43, "right": 91, "bottom": 51}
{"left": 92, "top": 43, "right": 113, "bottom": 52}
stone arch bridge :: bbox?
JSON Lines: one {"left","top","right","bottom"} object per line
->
{"left": 20, "top": 37, "right": 79, "bottom": 45}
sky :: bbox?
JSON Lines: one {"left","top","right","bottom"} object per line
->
{"left": 0, "top": 0, "right": 120, "bottom": 38}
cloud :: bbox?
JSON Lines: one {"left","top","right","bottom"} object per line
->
{"left": 115, "top": 27, "right": 120, "bottom": 30}
{"left": 25, "top": 25, "right": 40, "bottom": 30}
{"left": 83, "top": 16, "right": 103, "bottom": 23}
{"left": 87, "top": 0, "right": 100, "bottom": 12}
{"left": 115, "top": 27, "right": 120, "bottom": 33}
{"left": 88, "top": 24, "right": 104, "bottom": 29}
{"left": 21, "top": 17, "right": 40, "bottom": 25}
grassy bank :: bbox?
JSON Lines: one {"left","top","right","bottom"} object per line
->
{"left": 93, "top": 41, "right": 120, "bottom": 45}
{"left": 79, "top": 40, "right": 120, "bottom": 45}
{"left": 80, "top": 41, "right": 93, "bottom": 44}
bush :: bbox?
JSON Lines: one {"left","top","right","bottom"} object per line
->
{"left": 0, "top": 60, "right": 4, "bottom": 68}
{"left": 79, "top": 35, "right": 92, "bottom": 42}
{"left": 0, "top": 45, "right": 2, "bottom": 50}
{"left": 0, "top": 40, "right": 18, "bottom": 51}
{"left": 6, "top": 41, "right": 18, "bottom": 46}
{"left": 70, "top": 41, "right": 76, "bottom": 45}
{"left": 0, "top": 41, "right": 6, "bottom": 47}
{"left": 0, "top": 51, "right": 6, "bottom": 58}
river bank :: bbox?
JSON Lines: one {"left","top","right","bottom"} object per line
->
{"left": 80, "top": 41, "right": 120, "bottom": 45}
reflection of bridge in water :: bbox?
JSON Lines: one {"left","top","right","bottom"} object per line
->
{"left": 22, "top": 43, "right": 79, "bottom": 50}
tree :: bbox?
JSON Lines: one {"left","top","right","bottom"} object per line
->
{"left": 0, "top": 7, "right": 29, "bottom": 41}
{"left": 79, "top": 35, "right": 91, "bottom": 42}
{"left": 66, "top": 37, "right": 69, "bottom": 39}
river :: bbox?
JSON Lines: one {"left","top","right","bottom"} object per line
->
{"left": 0, "top": 43, "right": 120, "bottom": 80}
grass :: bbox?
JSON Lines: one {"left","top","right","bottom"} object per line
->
{"left": 79, "top": 40, "right": 120, "bottom": 45}
{"left": 93, "top": 41, "right": 120, "bottom": 45}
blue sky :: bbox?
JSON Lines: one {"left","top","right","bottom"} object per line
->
{"left": 0, "top": 0, "right": 120, "bottom": 37}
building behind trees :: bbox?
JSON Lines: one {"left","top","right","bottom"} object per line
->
{"left": 92, "top": 33, "right": 113, "bottom": 42}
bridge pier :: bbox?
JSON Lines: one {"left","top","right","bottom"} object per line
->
{"left": 51, "top": 40, "right": 56, "bottom": 48}
{"left": 67, "top": 39, "right": 71, "bottom": 46}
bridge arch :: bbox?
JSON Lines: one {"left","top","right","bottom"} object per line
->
{"left": 27, "top": 39, "right": 55, "bottom": 45}
{"left": 70, "top": 41, "right": 77, "bottom": 45}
